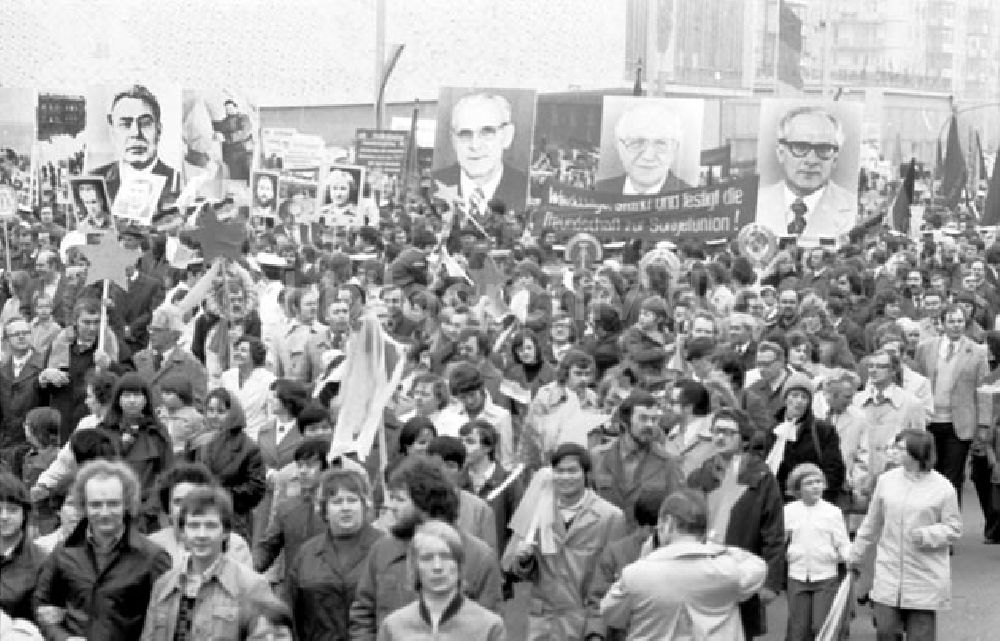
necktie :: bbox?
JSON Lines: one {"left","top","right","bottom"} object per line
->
{"left": 153, "top": 351, "right": 164, "bottom": 371}
{"left": 788, "top": 199, "right": 808, "bottom": 234}
{"left": 946, "top": 340, "right": 956, "bottom": 361}
{"left": 469, "top": 187, "right": 485, "bottom": 219}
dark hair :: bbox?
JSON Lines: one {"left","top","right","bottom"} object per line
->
{"left": 685, "top": 336, "right": 716, "bottom": 362}
{"left": 236, "top": 335, "right": 268, "bottom": 367}
{"left": 159, "top": 375, "right": 194, "bottom": 406}
{"left": 70, "top": 428, "right": 118, "bottom": 464}
{"left": 458, "top": 327, "right": 489, "bottom": 357}
{"left": 0, "top": 471, "right": 30, "bottom": 516}
{"left": 426, "top": 435, "right": 466, "bottom": 469}
{"left": 449, "top": 362, "right": 484, "bottom": 395}
{"left": 410, "top": 374, "right": 450, "bottom": 410}
{"left": 550, "top": 443, "right": 592, "bottom": 477}
{"left": 634, "top": 487, "right": 667, "bottom": 528}
{"left": 673, "top": 379, "right": 711, "bottom": 416}
{"left": 87, "top": 370, "right": 120, "bottom": 407}
{"left": 317, "top": 467, "right": 372, "bottom": 508}
{"left": 158, "top": 461, "right": 217, "bottom": 513}
{"left": 711, "top": 407, "right": 757, "bottom": 443}
{"left": 73, "top": 297, "right": 103, "bottom": 320}
{"left": 270, "top": 379, "right": 310, "bottom": 418}
{"left": 459, "top": 420, "right": 497, "bottom": 461}
{"left": 177, "top": 485, "right": 235, "bottom": 534}
{"left": 617, "top": 390, "right": 658, "bottom": 428}
{"left": 895, "top": 428, "right": 936, "bottom": 471}
{"left": 658, "top": 489, "right": 708, "bottom": 536}
{"left": 105, "top": 372, "right": 158, "bottom": 425}
{"left": 296, "top": 402, "right": 329, "bottom": 433}
{"left": 25, "top": 407, "right": 61, "bottom": 448}
{"left": 756, "top": 340, "right": 786, "bottom": 364}
{"left": 400, "top": 417, "right": 437, "bottom": 456}
{"left": 556, "top": 349, "right": 595, "bottom": 384}
{"left": 510, "top": 329, "right": 543, "bottom": 366}
{"left": 387, "top": 455, "right": 459, "bottom": 524}
{"left": 293, "top": 439, "right": 330, "bottom": 468}
{"left": 109, "top": 84, "right": 162, "bottom": 123}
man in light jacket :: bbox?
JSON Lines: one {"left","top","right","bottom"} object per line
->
{"left": 600, "top": 489, "right": 767, "bottom": 641}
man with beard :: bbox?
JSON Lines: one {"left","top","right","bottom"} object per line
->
{"left": 349, "top": 455, "right": 501, "bottom": 641}
{"left": 591, "top": 391, "right": 684, "bottom": 532}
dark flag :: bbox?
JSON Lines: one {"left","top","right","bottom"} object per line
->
{"left": 940, "top": 115, "right": 967, "bottom": 208}
{"left": 777, "top": 0, "right": 804, "bottom": 90}
{"left": 983, "top": 148, "right": 1000, "bottom": 225}
{"left": 892, "top": 158, "right": 916, "bottom": 233}
{"left": 934, "top": 139, "right": 944, "bottom": 177}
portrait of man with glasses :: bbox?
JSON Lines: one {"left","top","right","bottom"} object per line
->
{"left": 91, "top": 84, "right": 177, "bottom": 207}
{"left": 596, "top": 100, "right": 693, "bottom": 195}
{"left": 431, "top": 90, "right": 530, "bottom": 214}
{"left": 756, "top": 104, "right": 859, "bottom": 239}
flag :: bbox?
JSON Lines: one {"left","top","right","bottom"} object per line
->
{"left": 940, "top": 115, "right": 967, "bottom": 208}
{"left": 983, "top": 148, "right": 1000, "bottom": 225}
{"left": 934, "top": 139, "right": 944, "bottom": 177}
{"left": 976, "top": 131, "right": 988, "bottom": 183}
{"left": 777, "top": 0, "right": 804, "bottom": 90}
{"left": 891, "top": 158, "right": 916, "bottom": 233}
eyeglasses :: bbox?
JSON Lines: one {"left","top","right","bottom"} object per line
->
{"left": 711, "top": 427, "right": 740, "bottom": 436}
{"left": 452, "top": 123, "right": 509, "bottom": 143}
{"left": 779, "top": 139, "right": 839, "bottom": 160}
{"left": 6, "top": 330, "right": 31, "bottom": 338}
{"left": 868, "top": 362, "right": 891, "bottom": 369}
{"left": 619, "top": 138, "right": 679, "bottom": 154}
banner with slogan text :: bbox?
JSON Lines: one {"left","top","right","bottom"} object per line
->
{"left": 354, "top": 129, "right": 409, "bottom": 177}
{"left": 533, "top": 175, "right": 758, "bottom": 241}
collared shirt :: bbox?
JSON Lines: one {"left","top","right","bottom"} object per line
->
{"left": 437, "top": 395, "right": 513, "bottom": 470}
{"left": 42, "top": 274, "right": 60, "bottom": 300}
{"left": 459, "top": 169, "right": 502, "bottom": 210}
{"left": 783, "top": 184, "right": 825, "bottom": 228}
{"left": 274, "top": 417, "right": 296, "bottom": 445}
{"left": 468, "top": 461, "right": 497, "bottom": 496}
{"left": 10, "top": 352, "right": 30, "bottom": 378}
{"left": 937, "top": 336, "right": 960, "bottom": 361}
{"left": 623, "top": 174, "right": 668, "bottom": 195}
{"left": 179, "top": 554, "right": 224, "bottom": 599}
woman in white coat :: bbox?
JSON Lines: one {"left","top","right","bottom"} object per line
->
{"left": 849, "top": 428, "right": 962, "bottom": 641}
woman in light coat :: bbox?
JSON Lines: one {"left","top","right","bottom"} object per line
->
{"left": 850, "top": 429, "right": 962, "bottom": 640}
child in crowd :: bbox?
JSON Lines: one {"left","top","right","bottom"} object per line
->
{"left": 784, "top": 462, "right": 852, "bottom": 641}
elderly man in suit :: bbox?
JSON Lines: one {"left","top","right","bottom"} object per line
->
{"left": 0, "top": 318, "right": 45, "bottom": 454}
{"left": 600, "top": 489, "right": 767, "bottom": 641}
{"left": 131, "top": 304, "right": 207, "bottom": 408}
{"left": 912, "top": 304, "right": 990, "bottom": 501}
{"left": 756, "top": 105, "right": 857, "bottom": 239}
{"left": 431, "top": 92, "right": 529, "bottom": 214}
{"left": 595, "top": 101, "right": 692, "bottom": 195}
{"left": 91, "top": 84, "right": 177, "bottom": 205}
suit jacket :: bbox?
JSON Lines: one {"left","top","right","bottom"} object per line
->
{"left": 112, "top": 274, "right": 166, "bottom": 350}
{"left": 594, "top": 170, "right": 691, "bottom": 195}
{"left": 911, "top": 335, "right": 989, "bottom": 440}
{"left": 257, "top": 420, "right": 303, "bottom": 473}
{"left": 431, "top": 162, "right": 529, "bottom": 211}
{"left": 0, "top": 350, "right": 45, "bottom": 448}
{"left": 92, "top": 158, "right": 177, "bottom": 205}
{"left": 131, "top": 346, "right": 208, "bottom": 409}
{"left": 755, "top": 181, "right": 857, "bottom": 238}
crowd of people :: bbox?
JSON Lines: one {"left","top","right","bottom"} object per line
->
{"left": 0, "top": 161, "right": 996, "bottom": 641}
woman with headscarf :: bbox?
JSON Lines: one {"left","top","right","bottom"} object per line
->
{"left": 287, "top": 468, "right": 385, "bottom": 641}
{"left": 189, "top": 387, "right": 266, "bottom": 542}
{"left": 95, "top": 372, "right": 174, "bottom": 532}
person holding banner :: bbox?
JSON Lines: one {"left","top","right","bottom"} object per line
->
{"left": 502, "top": 443, "right": 626, "bottom": 641}
{"left": 757, "top": 106, "right": 857, "bottom": 239}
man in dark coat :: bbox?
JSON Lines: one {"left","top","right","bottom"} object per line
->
{"left": 687, "top": 408, "right": 785, "bottom": 639}
{"left": 0, "top": 318, "right": 45, "bottom": 453}
{"left": 33, "top": 459, "right": 172, "bottom": 641}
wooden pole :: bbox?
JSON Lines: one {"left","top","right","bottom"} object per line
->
{"left": 97, "top": 279, "right": 109, "bottom": 355}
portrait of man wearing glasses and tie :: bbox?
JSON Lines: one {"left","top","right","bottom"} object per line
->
{"left": 91, "top": 84, "right": 177, "bottom": 206}
{"left": 756, "top": 105, "right": 858, "bottom": 239}
{"left": 595, "top": 101, "right": 693, "bottom": 195}
{"left": 431, "top": 91, "right": 530, "bottom": 214}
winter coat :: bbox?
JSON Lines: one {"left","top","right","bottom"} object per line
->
{"left": 591, "top": 438, "right": 685, "bottom": 531}
{"left": 0, "top": 537, "right": 46, "bottom": 620}
{"left": 288, "top": 526, "right": 385, "bottom": 641}
{"left": 376, "top": 595, "right": 506, "bottom": 641}
{"left": 191, "top": 426, "right": 266, "bottom": 541}
{"left": 850, "top": 467, "right": 962, "bottom": 610}
{"left": 502, "top": 490, "right": 627, "bottom": 641}
{"left": 772, "top": 410, "right": 846, "bottom": 503}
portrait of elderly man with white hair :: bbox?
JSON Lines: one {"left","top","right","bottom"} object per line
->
{"left": 432, "top": 91, "right": 529, "bottom": 213}
{"left": 756, "top": 105, "right": 858, "bottom": 238}
{"left": 596, "top": 101, "right": 692, "bottom": 195}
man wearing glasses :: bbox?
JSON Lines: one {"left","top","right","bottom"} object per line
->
{"left": 91, "top": 84, "right": 177, "bottom": 206}
{"left": 596, "top": 101, "right": 691, "bottom": 195}
{"left": 757, "top": 105, "right": 857, "bottom": 238}
{"left": 432, "top": 92, "right": 528, "bottom": 214}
